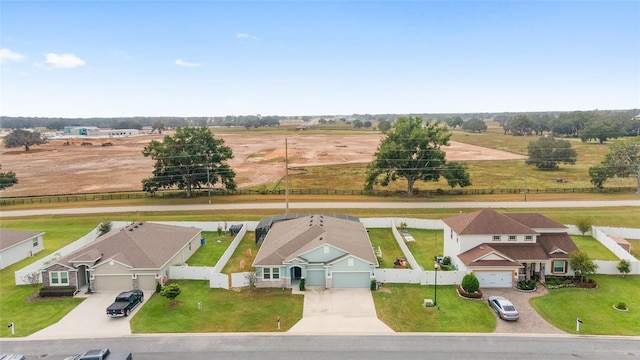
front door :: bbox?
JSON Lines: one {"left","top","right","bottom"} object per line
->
{"left": 291, "top": 266, "right": 302, "bottom": 280}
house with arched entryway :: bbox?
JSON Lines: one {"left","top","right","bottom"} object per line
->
{"left": 252, "top": 214, "right": 378, "bottom": 289}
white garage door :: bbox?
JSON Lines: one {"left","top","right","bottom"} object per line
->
{"left": 476, "top": 271, "right": 512, "bottom": 288}
{"left": 332, "top": 272, "right": 371, "bottom": 288}
{"left": 137, "top": 274, "right": 158, "bottom": 291}
{"left": 305, "top": 270, "right": 326, "bottom": 286}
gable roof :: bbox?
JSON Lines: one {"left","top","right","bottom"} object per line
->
{"left": 457, "top": 244, "right": 522, "bottom": 267}
{"left": 503, "top": 213, "right": 566, "bottom": 229}
{"left": 253, "top": 214, "right": 377, "bottom": 266}
{"left": 536, "top": 233, "right": 579, "bottom": 258}
{"left": 443, "top": 209, "right": 537, "bottom": 235}
{"left": 50, "top": 222, "right": 201, "bottom": 270}
{"left": 0, "top": 229, "right": 44, "bottom": 251}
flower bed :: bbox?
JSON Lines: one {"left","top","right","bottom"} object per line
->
{"left": 456, "top": 284, "right": 483, "bottom": 299}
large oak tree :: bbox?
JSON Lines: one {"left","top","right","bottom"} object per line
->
{"left": 589, "top": 139, "right": 640, "bottom": 193}
{"left": 3, "top": 129, "right": 48, "bottom": 151}
{"left": 142, "top": 127, "right": 236, "bottom": 197}
{"left": 527, "top": 137, "right": 577, "bottom": 170}
{"left": 364, "top": 116, "right": 470, "bottom": 196}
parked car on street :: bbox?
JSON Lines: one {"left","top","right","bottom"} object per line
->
{"left": 488, "top": 296, "right": 520, "bottom": 321}
{"left": 64, "top": 349, "right": 132, "bottom": 360}
{"left": 106, "top": 290, "right": 144, "bottom": 317}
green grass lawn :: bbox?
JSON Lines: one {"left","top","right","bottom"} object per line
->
{"left": 403, "top": 229, "right": 443, "bottom": 269}
{"left": 572, "top": 235, "right": 619, "bottom": 261}
{"left": 187, "top": 232, "right": 234, "bottom": 267}
{"left": 368, "top": 228, "right": 408, "bottom": 269}
{"left": 221, "top": 232, "right": 259, "bottom": 274}
{"left": 130, "top": 280, "right": 303, "bottom": 333}
{"left": 531, "top": 275, "right": 640, "bottom": 335}
{"left": 628, "top": 239, "right": 640, "bottom": 259}
{"left": 372, "top": 283, "right": 495, "bottom": 332}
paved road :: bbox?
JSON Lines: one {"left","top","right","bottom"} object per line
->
{"left": 1, "top": 200, "right": 638, "bottom": 217}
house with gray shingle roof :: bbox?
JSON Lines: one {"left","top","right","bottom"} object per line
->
{"left": 252, "top": 214, "right": 378, "bottom": 289}
{"left": 40, "top": 222, "right": 202, "bottom": 292}
{"left": 443, "top": 209, "right": 578, "bottom": 288}
{"left": 0, "top": 229, "right": 45, "bottom": 269}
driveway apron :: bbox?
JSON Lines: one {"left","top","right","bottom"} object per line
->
{"left": 483, "top": 286, "right": 565, "bottom": 334}
{"left": 28, "top": 290, "right": 149, "bottom": 339}
{"left": 288, "top": 287, "right": 394, "bottom": 334}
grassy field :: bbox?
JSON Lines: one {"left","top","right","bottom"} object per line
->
{"left": 130, "top": 280, "right": 303, "bottom": 333}
{"left": 373, "top": 283, "right": 495, "bottom": 332}
{"left": 530, "top": 275, "right": 640, "bottom": 335}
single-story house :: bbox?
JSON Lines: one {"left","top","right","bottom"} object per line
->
{"left": 443, "top": 209, "right": 579, "bottom": 288}
{"left": 0, "top": 229, "right": 45, "bottom": 269}
{"left": 40, "top": 222, "right": 202, "bottom": 292}
{"left": 252, "top": 213, "right": 378, "bottom": 289}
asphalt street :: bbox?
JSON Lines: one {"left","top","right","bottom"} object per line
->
{"left": 1, "top": 199, "right": 639, "bottom": 218}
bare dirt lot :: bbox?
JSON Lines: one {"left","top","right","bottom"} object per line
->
{"left": 0, "top": 132, "right": 525, "bottom": 197}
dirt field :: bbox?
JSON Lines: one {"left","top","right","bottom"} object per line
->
{"left": 0, "top": 132, "right": 525, "bottom": 197}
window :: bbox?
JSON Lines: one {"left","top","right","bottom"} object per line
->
{"left": 492, "top": 235, "right": 500, "bottom": 241}
{"left": 525, "top": 235, "right": 533, "bottom": 241}
{"left": 33, "top": 237, "right": 39, "bottom": 247}
{"left": 552, "top": 261, "right": 566, "bottom": 273}
{"left": 50, "top": 271, "right": 69, "bottom": 286}
{"left": 263, "top": 268, "right": 279, "bottom": 280}
{"left": 263, "top": 268, "right": 271, "bottom": 280}
{"left": 508, "top": 235, "right": 517, "bottom": 241}
{"left": 272, "top": 268, "right": 279, "bottom": 279}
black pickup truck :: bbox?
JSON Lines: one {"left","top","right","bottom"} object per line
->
{"left": 106, "top": 290, "right": 143, "bottom": 317}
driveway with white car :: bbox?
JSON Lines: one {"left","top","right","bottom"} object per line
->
{"left": 28, "top": 290, "right": 149, "bottom": 339}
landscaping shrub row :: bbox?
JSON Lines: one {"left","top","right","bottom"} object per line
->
{"left": 39, "top": 286, "right": 77, "bottom": 297}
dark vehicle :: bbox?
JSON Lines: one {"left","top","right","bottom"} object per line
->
{"left": 106, "top": 290, "right": 143, "bottom": 317}
{"left": 488, "top": 295, "right": 520, "bottom": 321}
{"left": 64, "top": 349, "right": 132, "bottom": 360}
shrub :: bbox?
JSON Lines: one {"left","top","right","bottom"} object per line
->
{"left": 516, "top": 279, "right": 536, "bottom": 290}
{"left": 160, "top": 283, "right": 181, "bottom": 300}
{"left": 155, "top": 281, "right": 162, "bottom": 293}
{"left": 39, "top": 286, "right": 77, "bottom": 297}
{"left": 370, "top": 279, "right": 377, "bottom": 291}
{"left": 615, "top": 302, "right": 628, "bottom": 310}
{"left": 442, "top": 256, "right": 452, "bottom": 266}
{"left": 461, "top": 273, "right": 480, "bottom": 293}
{"left": 299, "top": 278, "right": 306, "bottom": 291}
{"left": 456, "top": 284, "right": 483, "bottom": 299}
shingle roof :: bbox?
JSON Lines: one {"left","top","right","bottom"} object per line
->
{"left": 503, "top": 213, "right": 566, "bottom": 229}
{"left": 442, "top": 209, "right": 537, "bottom": 235}
{"left": 253, "top": 215, "right": 377, "bottom": 266}
{"left": 536, "top": 233, "right": 578, "bottom": 258}
{"left": 457, "top": 245, "right": 522, "bottom": 267}
{"left": 54, "top": 222, "right": 201, "bottom": 270}
{"left": 0, "top": 229, "right": 45, "bottom": 250}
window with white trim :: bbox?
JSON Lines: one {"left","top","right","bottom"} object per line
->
{"left": 508, "top": 235, "right": 517, "bottom": 241}
{"left": 552, "top": 260, "right": 567, "bottom": 273}
{"left": 50, "top": 271, "right": 69, "bottom": 286}
{"left": 33, "top": 238, "right": 39, "bottom": 247}
{"left": 263, "top": 268, "right": 271, "bottom": 279}
{"left": 492, "top": 235, "right": 500, "bottom": 241}
{"left": 272, "top": 268, "right": 279, "bottom": 279}
{"left": 525, "top": 235, "right": 533, "bottom": 241}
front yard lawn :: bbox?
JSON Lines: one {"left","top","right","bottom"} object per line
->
{"left": 372, "top": 283, "right": 495, "bottom": 332}
{"left": 130, "top": 280, "right": 303, "bottom": 332}
{"left": 531, "top": 275, "right": 640, "bottom": 335}
{"left": 187, "top": 231, "right": 234, "bottom": 266}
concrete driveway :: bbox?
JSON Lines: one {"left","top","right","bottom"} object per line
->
{"left": 482, "top": 286, "right": 565, "bottom": 334}
{"left": 28, "top": 290, "right": 150, "bottom": 339}
{"left": 288, "top": 287, "right": 393, "bottom": 334}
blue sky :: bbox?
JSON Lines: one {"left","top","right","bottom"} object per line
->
{"left": 1, "top": 1, "right": 639, "bottom": 118}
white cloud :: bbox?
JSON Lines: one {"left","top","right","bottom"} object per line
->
{"left": 0, "top": 48, "right": 26, "bottom": 63}
{"left": 236, "top": 32, "right": 259, "bottom": 41}
{"left": 44, "top": 53, "right": 86, "bottom": 68}
{"left": 174, "top": 59, "right": 201, "bottom": 67}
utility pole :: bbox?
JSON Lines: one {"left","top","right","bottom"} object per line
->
{"left": 206, "top": 153, "right": 211, "bottom": 204}
{"left": 523, "top": 160, "right": 527, "bottom": 202}
{"left": 285, "top": 137, "right": 289, "bottom": 214}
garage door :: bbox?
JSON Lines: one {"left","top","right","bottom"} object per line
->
{"left": 332, "top": 272, "right": 371, "bottom": 288}
{"left": 93, "top": 275, "right": 132, "bottom": 291}
{"left": 137, "top": 274, "right": 158, "bottom": 291}
{"left": 305, "top": 269, "right": 326, "bottom": 286}
{"left": 476, "top": 271, "right": 512, "bottom": 288}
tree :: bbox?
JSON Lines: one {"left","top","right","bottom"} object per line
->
{"left": 364, "top": 116, "right": 470, "bottom": 196}
{"left": 3, "top": 129, "right": 48, "bottom": 152}
{"left": 617, "top": 259, "right": 631, "bottom": 278}
{"left": 569, "top": 251, "right": 598, "bottom": 283}
{"left": 142, "top": 127, "right": 236, "bottom": 197}
{"left": 152, "top": 120, "right": 167, "bottom": 134}
{"left": 97, "top": 221, "right": 113, "bottom": 237}
{"left": 160, "top": 282, "right": 181, "bottom": 301}
{"left": 0, "top": 165, "right": 18, "bottom": 189}
{"left": 579, "top": 120, "right": 625, "bottom": 144}
{"left": 353, "top": 119, "right": 363, "bottom": 128}
{"left": 377, "top": 120, "right": 392, "bottom": 133}
{"left": 446, "top": 116, "right": 464, "bottom": 129}
{"left": 461, "top": 118, "right": 487, "bottom": 133}
{"left": 575, "top": 218, "right": 592, "bottom": 235}
{"left": 527, "top": 137, "right": 577, "bottom": 170}
{"left": 363, "top": 120, "right": 372, "bottom": 129}
{"left": 461, "top": 273, "right": 480, "bottom": 292}
{"left": 589, "top": 139, "right": 640, "bottom": 193}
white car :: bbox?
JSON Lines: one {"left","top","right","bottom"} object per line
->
{"left": 488, "top": 296, "right": 520, "bottom": 321}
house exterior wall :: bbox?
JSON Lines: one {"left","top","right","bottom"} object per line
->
{"left": 301, "top": 245, "right": 347, "bottom": 262}
{"left": 0, "top": 235, "right": 44, "bottom": 270}
{"left": 41, "top": 263, "right": 78, "bottom": 288}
